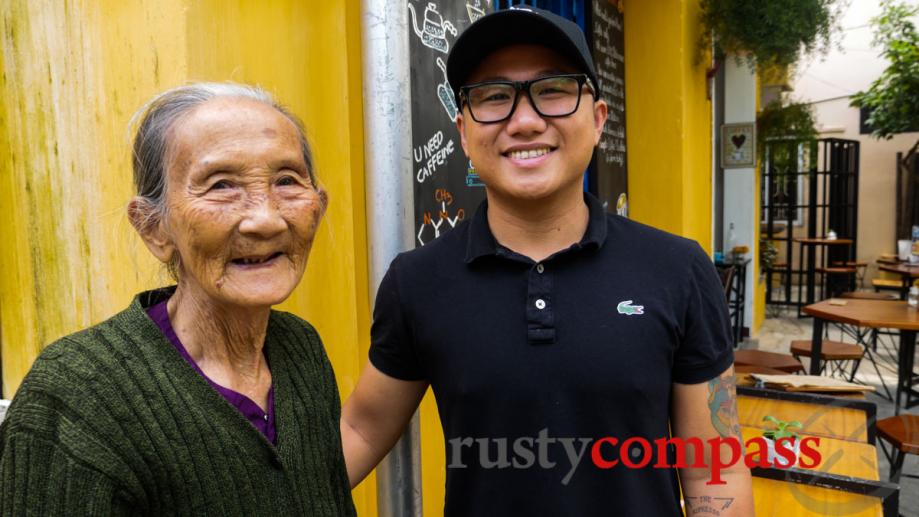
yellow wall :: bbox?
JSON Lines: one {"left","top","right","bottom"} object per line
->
{"left": 752, "top": 76, "right": 766, "bottom": 333}
{"left": 0, "top": 1, "right": 376, "bottom": 514}
{"left": 625, "top": 0, "right": 713, "bottom": 252}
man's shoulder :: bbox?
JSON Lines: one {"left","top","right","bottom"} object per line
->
{"left": 605, "top": 214, "right": 705, "bottom": 259}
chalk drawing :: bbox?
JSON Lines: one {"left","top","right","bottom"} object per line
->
{"left": 435, "top": 57, "right": 459, "bottom": 121}
{"left": 417, "top": 188, "right": 465, "bottom": 245}
{"left": 466, "top": 1, "right": 485, "bottom": 22}
{"left": 465, "top": 159, "right": 484, "bottom": 187}
{"left": 408, "top": 2, "right": 457, "bottom": 54}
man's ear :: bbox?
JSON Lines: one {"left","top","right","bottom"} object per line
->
{"left": 455, "top": 112, "right": 470, "bottom": 157}
{"left": 592, "top": 99, "right": 609, "bottom": 145}
{"left": 127, "top": 197, "right": 175, "bottom": 265}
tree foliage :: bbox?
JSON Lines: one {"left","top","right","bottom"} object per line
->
{"left": 850, "top": 0, "right": 919, "bottom": 159}
{"left": 700, "top": 0, "right": 841, "bottom": 70}
{"left": 757, "top": 101, "right": 818, "bottom": 158}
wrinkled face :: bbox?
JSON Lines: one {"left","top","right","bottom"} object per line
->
{"left": 456, "top": 44, "right": 607, "bottom": 203}
{"left": 162, "top": 97, "right": 324, "bottom": 308}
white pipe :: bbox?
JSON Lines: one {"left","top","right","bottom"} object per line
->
{"left": 360, "top": 0, "right": 422, "bottom": 515}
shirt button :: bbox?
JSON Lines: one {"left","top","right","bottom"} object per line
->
{"left": 535, "top": 299, "right": 546, "bottom": 310}
{"left": 536, "top": 264, "right": 545, "bottom": 274}
{"left": 264, "top": 414, "right": 269, "bottom": 421}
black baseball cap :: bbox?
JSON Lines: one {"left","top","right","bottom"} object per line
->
{"left": 446, "top": 6, "right": 599, "bottom": 106}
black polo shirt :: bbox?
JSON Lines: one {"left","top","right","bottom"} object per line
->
{"left": 370, "top": 193, "right": 734, "bottom": 517}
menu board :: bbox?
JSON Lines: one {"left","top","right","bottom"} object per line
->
{"left": 590, "top": 0, "right": 628, "bottom": 216}
{"left": 408, "top": 0, "right": 491, "bottom": 247}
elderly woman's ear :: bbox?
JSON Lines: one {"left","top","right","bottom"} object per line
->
{"left": 318, "top": 188, "right": 329, "bottom": 217}
{"left": 127, "top": 196, "right": 175, "bottom": 265}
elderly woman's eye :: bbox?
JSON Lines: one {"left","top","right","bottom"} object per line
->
{"left": 277, "top": 175, "right": 300, "bottom": 187}
{"left": 210, "top": 180, "right": 232, "bottom": 191}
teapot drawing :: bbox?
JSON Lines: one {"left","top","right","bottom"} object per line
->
{"left": 408, "top": 2, "right": 457, "bottom": 54}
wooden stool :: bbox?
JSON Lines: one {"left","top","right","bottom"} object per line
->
{"left": 873, "top": 278, "right": 902, "bottom": 292}
{"left": 833, "top": 261, "right": 868, "bottom": 288}
{"left": 789, "top": 340, "right": 864, "bottom": 381}
{"left": 877, "top": 414, "right": 919, "bottom": 483}
{"left": 734, "top": 350, "right": 805, "bottom": 374}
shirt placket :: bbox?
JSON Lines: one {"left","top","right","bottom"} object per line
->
{"left": 526, "top": 261, "right": 556, "bottom": 345}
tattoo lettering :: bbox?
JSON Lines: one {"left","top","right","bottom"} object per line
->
{"left": 707, "top": 373, "right": 742, "bottom": 439}
{"left": 685, "top": 496, "right": 735, "bottom": 516}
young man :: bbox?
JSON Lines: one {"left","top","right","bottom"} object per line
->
{"left": 342, "top": 7, "right": 753, "bottom": 516}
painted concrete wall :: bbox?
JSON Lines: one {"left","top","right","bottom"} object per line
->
{"left": 722, "top": 58, "right": 758, "bottom": 331}
{"left": 812, "top": 98, "right": 919, "bottom": 281}
{"left": 0, "top": 1, "right": 378, "bottom": 514}
{"left": 625, "top": 0, "right": 714, "bottom": 251}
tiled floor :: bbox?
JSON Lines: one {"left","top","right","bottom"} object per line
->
{"left": 752, "top": 309, "right": 919, "bottom": 516}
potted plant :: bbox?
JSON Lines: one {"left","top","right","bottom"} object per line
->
{"left": 762, "top": 415, "right": 803, "bottom": 467}
{"left": 699, "top": 0, "right": 841, "bottom": 71}
{"left": 759, "top": 238, "right": 778, "bottom": 278}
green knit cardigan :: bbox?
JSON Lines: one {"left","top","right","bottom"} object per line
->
{"left": 0, "top": 288, "right": 356, "bottom": 516}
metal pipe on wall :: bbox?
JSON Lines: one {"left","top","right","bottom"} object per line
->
{"left": 360, "top": 1, "right": 422, "bottom": 516}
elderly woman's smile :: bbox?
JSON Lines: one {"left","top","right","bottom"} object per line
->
{"left": 159, "top": 96, "right": 325, "bottom": 308}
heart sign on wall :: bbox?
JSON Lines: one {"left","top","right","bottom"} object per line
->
{"left": 722, "top": 123, "right": 756, "bottom": 168}
{"left": 731, "top": 134, "right": 746, "bottom": 149}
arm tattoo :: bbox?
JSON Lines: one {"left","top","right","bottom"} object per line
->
{"left": 707, "top": 373, "right": 742, "bottom": 438}
{"left": 685, "top": 496, "right": 735, "bottom": 516}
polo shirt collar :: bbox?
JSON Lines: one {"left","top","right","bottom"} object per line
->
{"left": 464, "top": 192, "right": 609, "bottom": 264}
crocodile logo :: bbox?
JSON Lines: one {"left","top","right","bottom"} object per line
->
{"left": 617, "top": 300, "right": 644, "bottom": 315}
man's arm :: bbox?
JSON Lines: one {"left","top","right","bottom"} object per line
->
{"left": 672, "top": 365, "right": 754, "bottom": 516}
{"left": 340, "top": 362, "right": 428, "bottom": 488}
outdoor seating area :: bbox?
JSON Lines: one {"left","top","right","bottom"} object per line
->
{"left": 737, "top": 273, "right": 919, "bottom": 515}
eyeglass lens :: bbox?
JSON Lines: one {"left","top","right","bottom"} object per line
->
{"left": 466, "top": 76, "right": 583, "bottom": 123}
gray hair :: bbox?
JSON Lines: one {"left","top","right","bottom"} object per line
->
{"left": 130, "top": 82, "right": 316, "bottom": 220}
{"left": 129, "top": 82, "right": 318, "bottom": 278}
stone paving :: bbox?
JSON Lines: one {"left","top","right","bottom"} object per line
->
{"left": 751, "top": 309, "right": 919, "bottom": 516}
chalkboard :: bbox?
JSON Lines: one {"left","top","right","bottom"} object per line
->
{"left": 408, "top": 0, "right": 491, "bottom": 247}
{"left": 590, "top": 0, "right": 628, "bottom": 216}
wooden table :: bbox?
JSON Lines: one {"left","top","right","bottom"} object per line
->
{"left": 804, "top": 299, "right": 919, "bottom": 414}
{"left": 877, "top": 262, "right": 919, "bottom": 299}
{"left": 794, "top": 237, "right": 854, "bottom": 316}
{"left": 737, "top": 386, "right": 897, "bottom": 516}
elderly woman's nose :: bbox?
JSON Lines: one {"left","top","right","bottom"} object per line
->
{"left": 238, "top": 194, "right": 287, "bottom": 237}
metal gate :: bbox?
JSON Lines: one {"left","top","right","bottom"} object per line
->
{"left": 762, "top": 138, "right": 860, "bottom": 314}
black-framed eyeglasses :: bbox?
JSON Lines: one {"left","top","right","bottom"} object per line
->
{"left": 458, "top": 74, "right": 595, "bottom": 124}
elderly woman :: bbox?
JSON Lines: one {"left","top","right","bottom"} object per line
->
{"left": 0, "top": 83, "right": 355, "bottom": 515}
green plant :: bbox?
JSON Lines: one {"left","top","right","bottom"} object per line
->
{"left": 759, "top": 237, "right": 778, "bottom": 272}
{"left": 850, "top": 0, "right": 919, "bottom": 168}
{"left": 762, "top": 415, "right": 802, "bottom": 441}
{"left": 757, "top": 101, "right": 819, "bottom": 158}
{"left": 700, "top": 0, "right": 841, "bottom": 70}
{"left": 758, "top": 100, "right": 818, "bottom": 198}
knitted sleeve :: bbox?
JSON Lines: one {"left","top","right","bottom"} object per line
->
{"left": 0, "top": 432, "right": 134, "bottom": 516}
{"left": 0, "top": 339, "right": 144, "bottom": 516}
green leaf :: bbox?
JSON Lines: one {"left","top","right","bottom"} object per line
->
{"left": 849, "top": 0, "right": 919, "bottom": 158}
